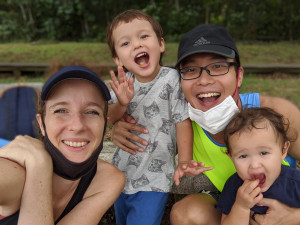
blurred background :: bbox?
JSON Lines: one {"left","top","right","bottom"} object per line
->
{"left": 0, "top": 0, "right": 299, "bottom": 42}
{"left": 0, "top": 1, "right": 299, "bottom": 224}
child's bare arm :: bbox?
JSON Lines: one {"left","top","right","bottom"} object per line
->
{"left": 176, "top": 118, "right": 193, "bottom": 163}
{"left": 173, "top": 119, "right": 214, "bottom": 185}
{"left": 173, "top": 119, "right": 193, "bottom": 185}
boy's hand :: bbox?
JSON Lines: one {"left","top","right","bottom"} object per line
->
{"left": 173, "top": 160, "right": 213, "bottom": 186}
{"left": 109, "top": 66, "right": 134, "bottom": 106}
{"left": 235, "top": 179, "right": 263, "bottom": 210}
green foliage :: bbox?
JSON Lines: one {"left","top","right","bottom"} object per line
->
{"left": 0, "top": 0, "right": 300, "bottom": 42}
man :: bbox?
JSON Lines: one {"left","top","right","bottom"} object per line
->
{"left": 111, "top": 24, "right": 300, "bottom": 225}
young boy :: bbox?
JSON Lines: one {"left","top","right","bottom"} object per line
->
{"left": 106, "top": 9, "right": 211, "bottom": 225}
{"left": 217, "top": 107, "right": 300, "bottom": 225}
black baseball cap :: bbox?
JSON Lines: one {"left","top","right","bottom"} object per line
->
{"left": 41, "top": 65, "right": 111, "bottom": 106}
{"left": 176, "top": 24, "right": 240, "bottom": 68}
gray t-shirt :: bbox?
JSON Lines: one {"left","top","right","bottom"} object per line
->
{"left": 110, "top": 67, "right": 189, "bottom": 194}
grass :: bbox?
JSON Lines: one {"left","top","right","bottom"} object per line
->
{"left": 1, "top": 41, "right": 300, "bottom": 65}
{"left": 237, "top": 41, "right": 300, "bottom": 64}
{"left": 0, "top": 41, "right": 299, "bottom": 108}
{"left": 0, "top": 42, "right": 113, "bottom": 64}
{"left": 0, "top": 74, "right": 299, "bottom": 109}
{"left": 0, "top": 76, "right": 45, "bottom": 83}
{"left": 240, "top": 74, "right": 300, "bottom": 108}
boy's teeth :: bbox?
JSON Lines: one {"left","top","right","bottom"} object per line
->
{"left": 137, "top": 53, "right": 146, "bottom": 58}
{"left": 63, "top": 140, "right": 88, "bottom": 147}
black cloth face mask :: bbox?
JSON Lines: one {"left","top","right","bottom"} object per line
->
{"left": 43, "top": 133, "right": 103, "bottom": 180}
{"left": 42, "top": 117, "right": 107, "bottom": 180}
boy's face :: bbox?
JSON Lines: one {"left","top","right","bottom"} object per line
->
{"left": 180, "top": 53, "right": 243, "bottom": 113}
{"left": 228, "top": 122, "right": 289, "bottom": 192}
{"left": 112, "top": 18, "right": 165, "bottom": 83}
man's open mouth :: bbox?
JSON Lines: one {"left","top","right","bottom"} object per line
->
{"left": 197, "top": 92, "right": 220, "bottom": 103}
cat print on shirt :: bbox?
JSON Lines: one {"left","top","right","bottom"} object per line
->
{"left": 159, "top": 83, "right": 174, "bottom": 100}
{"left": 160, "top": 68, "right": 169, "bottom": 77}
{"left": 144, "top": 102, "right": 159, "bottom": 119}
{"left": 176, "top": 87, "right": 186, "bottom": 105}
{"left": 131, "top": 174, "right": 150, "bottom": 189}
{"left": 112, "top": 149, "right": 122, "bottom": 167}
{"left": 167, "top": 143, "right": 175, "bottom": 157}
{"left": 159, "top": 118, "right": 172, "bottom": 135}
{"left": 145, "top": 140, "right": 158, "bottom": 154}
{"left": 127, "top": 154, "right": 143, "bottom": 168}
{"left": 127, "top": 102, "right": 138, "bottom": 115}
{"left": 172, "top": 113, "right": 183, "bottom": 123}
{"left": 137, "top": 84, "right": 154, "bottom": 96}
{"left": 148, "top": 159, "right": 166, "bottom": 173}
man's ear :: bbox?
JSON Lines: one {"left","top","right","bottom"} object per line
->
{"left": 226, "top": 150, "right": 231, "bottom": 158}
{"left": 281, "top": 141, "right": 290, "bottom": 160}
{"left": 237, "top": 67, "right": 244, "bottom": 88}
{"left": 36, "top": 114, "right": 45, "bottom": 136}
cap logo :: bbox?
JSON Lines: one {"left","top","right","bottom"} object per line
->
{"left": 193, "top": 37, "right": 210, "bottom": 46}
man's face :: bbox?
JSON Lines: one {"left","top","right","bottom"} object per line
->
{"left": 180, "top": 53, "right": 243, "bottom": 112}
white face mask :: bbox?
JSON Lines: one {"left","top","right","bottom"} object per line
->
{"left": 188, "top": 96, "right": 240, "bottom": 134}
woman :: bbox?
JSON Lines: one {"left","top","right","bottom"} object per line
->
{"left": 0, "top": 65, "right": 125, "bottom": 225}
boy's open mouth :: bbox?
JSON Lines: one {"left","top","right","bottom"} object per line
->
{"left": 251, "top": 173, "right": 266, "bottom": 187}
{"left": 135, "top": 52, "right": 149, "bottom": 66}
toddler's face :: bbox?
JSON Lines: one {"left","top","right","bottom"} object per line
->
{"left": 228, "top": 122, "right": 289, "bottom": 192}
{"left": 112, "top": 18, "right": 164, "bottom": 83}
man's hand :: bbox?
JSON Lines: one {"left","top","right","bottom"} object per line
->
{"left": 251, "top": 198, "right": 299, "bottom": 225}
{"left": 112, "top": 114, "right": 149, "bottom": 155}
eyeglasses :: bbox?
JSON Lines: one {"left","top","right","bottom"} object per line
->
{"left": 179, "top": 62, "right": 237, "bottom": 80}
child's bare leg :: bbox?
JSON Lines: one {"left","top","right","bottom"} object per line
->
{"left": 170, "top": 193, "right": 221, "bottom": 225}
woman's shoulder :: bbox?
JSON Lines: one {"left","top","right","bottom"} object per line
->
{"left": 85, "top": 160, "right": 125, "bottom": 195}
{"left": 97, "top": 159, "right": 125, "bottom": 179}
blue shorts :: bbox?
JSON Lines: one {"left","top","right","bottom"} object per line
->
{"left": 114, "top": 191, "right": 169, "bottom": 225}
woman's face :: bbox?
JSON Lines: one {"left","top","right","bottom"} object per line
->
{"left": 37, "top": 79, "right": 106, "bottom": 163}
